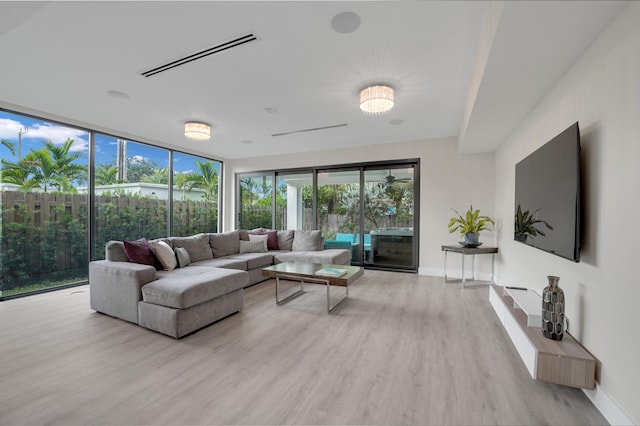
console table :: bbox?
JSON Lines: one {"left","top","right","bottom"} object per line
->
{"left": 441, "top": 245, "right": 498, "bottom": 288}
{"left": 489, "top": 285, "right": 596, "bottom": 389}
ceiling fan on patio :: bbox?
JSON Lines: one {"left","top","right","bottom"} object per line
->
{"left": 383, "top": 170, "right": 412, "bottom": 186}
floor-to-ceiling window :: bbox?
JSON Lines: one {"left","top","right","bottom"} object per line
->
{"left": 236, "top": 160, "right": 419, "bottom": 271}
{"left": 172, "top": 153, "right": 220, "bottom": 236}
{"left": 1, "top": 111, "right": 89, "bottom": 297}
{"left": 1, "top": 109, "right": 222, "bottom": 299}
{"left": 93, "top": 135, "right": 169, "bottom": 259}
{"left": 238, "top": 174, "right": 274, "bottom": 230}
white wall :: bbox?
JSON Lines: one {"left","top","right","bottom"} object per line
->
{"left": 494, "top": 3, "right": 640, "bottom": 423}
{"left": 223, "top": 137, "right": 495, "bottom": 278}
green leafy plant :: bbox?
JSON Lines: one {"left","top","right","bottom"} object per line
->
{"left": 514, "top": 204, "right": 553, "bottom": 240}
{"left": 448, "top": 205, "right": 495, "bottom": 236}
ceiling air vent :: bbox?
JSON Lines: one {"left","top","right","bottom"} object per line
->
{"left": 141, "top": 33, "right": 257, "bottom": 77}
{"left": 272, "top": 123, "right": 348, "bottom": 137}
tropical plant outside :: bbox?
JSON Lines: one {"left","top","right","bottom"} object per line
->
{"left": 1, "top": 138, "right": 221, "bottom": 297}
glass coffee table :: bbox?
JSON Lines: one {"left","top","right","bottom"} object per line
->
{"left": 262, "top": 262, "right": 364, "bottom": 313}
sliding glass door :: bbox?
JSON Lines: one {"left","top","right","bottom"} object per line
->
{"left": 317, "top": 169, "right": 362, "bottom": 263}
{"left": 236, "top": 160, "right": 418, "bottom": 272}
{"left": 363, "top": 166, "right": 415, "bottom": 268}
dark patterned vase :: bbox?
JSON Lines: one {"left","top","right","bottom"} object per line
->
{"left": 542, "top": 275, "right": 564, "bottom": 340}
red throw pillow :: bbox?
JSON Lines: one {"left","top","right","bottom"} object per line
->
{"left": 254, "top": 230, "right": 279, "bottom": 250}
{"left": 123, "top": 238, "right": 157, "bottom": 266}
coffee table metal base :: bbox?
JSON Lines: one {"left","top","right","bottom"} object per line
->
{"left": 274, "top": 273, "right": 348, "bottom": 313}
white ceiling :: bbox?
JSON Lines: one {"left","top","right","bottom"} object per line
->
{"left": 0, "top": 1, "right": 628, "bottom": 160}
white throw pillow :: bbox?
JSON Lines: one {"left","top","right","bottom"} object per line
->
{"left": 150, "top": 240, "right": 177, "bottom": 271}
{"left": 248, "top": 234, "right": 269, "bottom": 251}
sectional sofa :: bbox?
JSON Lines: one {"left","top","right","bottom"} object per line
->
{"left": 89, "top": 229, "right": 351, "bottom": 338}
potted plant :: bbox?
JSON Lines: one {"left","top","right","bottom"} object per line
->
{"left": 448, "top": 205, "right": 495, "bottom": 247}
{"left": 514, "top": 204, "right": 553, "bottom": 242}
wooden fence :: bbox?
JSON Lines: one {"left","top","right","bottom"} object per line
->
{"left": 0, "top": 191, "right": 218, "bottom": 291}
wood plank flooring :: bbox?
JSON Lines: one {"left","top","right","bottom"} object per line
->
{"left": 0, "top": 271, "right": 607, "bottom": 425}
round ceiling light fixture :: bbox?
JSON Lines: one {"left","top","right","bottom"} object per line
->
{"left": 184, "top": 121, "right": 211, "bottom": 140}
{"left": 359, "top": 84, "right": 395, "bottom": 115}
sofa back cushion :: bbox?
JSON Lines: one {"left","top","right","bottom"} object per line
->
{"left": 106, "top": 240, "right": 130, "bottom": 262}
{"left": 277, "top": 230, "right": 295, "bottom": 251}
{"left": 170, "top": 233, "right": 213, "bottom": 262}
{"left": 209, "top": 231, "right": 240, "bottom": 257}
{"left": 292, "top": 230, "right": 323, "bottom": 251}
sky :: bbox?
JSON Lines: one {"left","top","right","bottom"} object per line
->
{"left": 0, "top": 110, "right": 219, "bottom": 175}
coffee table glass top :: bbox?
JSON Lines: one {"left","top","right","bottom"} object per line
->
{"left": 262, "top": 262, "right": 363, "bottom": 285}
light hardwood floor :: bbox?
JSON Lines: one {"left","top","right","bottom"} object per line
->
{"left": 0, "top": 271, "right": 607, "bottom": 425}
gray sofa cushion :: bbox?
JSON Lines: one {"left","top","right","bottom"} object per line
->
{"left": 105, "top": 240, "right": 130, "bottom": 262}
{"left": 209, "top": 231, "right": 240, "bottom": 257}
{"left": 230, "top": 252, "right": 274, "bottom": 270}
{"left": 190, "top": 257, "right": 247, "bottom": 270}
{"left": 274, "top": 249, "right": 351, "bottom": 265}
{"left": 143, "top": 266, "right": 248, "bottom": 309}
{"left": 292, "top": 230, "right": 323, "bottom": 251}
{"left": 277, "top": 230, "right": 294, "bottom": 251}
{"left": 169, "top": 233, "right": 213, "bottom": 262}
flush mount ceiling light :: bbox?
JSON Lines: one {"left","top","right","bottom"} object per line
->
{"left": 359, "top": 84, "right": 395, "bottom": 115}
{"left": 184, "top": 122, "right": 211, "bottom": 140}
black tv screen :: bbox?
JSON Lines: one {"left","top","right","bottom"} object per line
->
{"left": 514, "top": 122, "right": 581, "bottom": 262}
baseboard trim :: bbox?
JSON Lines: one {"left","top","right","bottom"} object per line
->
{"left": 418, "top": 267, "right": 493, "bottom": 282}
{"left": 583, "top": 383, "right": 635, "bottom": 426}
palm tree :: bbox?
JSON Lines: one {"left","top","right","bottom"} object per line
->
{"left": 174, "top": 171, "right": 197, "bottom": 200}
{"left": 1, "top": 139, "right": 16, "bottom": 156}
{"left": 140, "top": 168, "right": 169, "bottom": 184}
{"left": 0, "top": 138, "right": 86, "bottom": 192}
{"left": 95, "top": 164, "right": 120, "bottom": 185}
{"left": 186, "top": 160, "right": 219, "bottom": 201}
{"left": 0, "top": 160, "right": 33, "bottom": 189}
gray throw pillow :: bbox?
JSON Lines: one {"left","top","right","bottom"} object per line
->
{"left": 170, "top": 233, "right": 213, "bottom": 262}
{"left": 239, "top": 240, "right": 267, "bottom": 253}
{"left": 209, "top": 231, "right": 240, "bottom": 257}
{"left": 248, "top": 234, "right": 269, "bottom": 251}
{"left": 174, "top": 247, "right": 191, "bottom": 268}
{"left": 292, "top": 230, "right": 323, "bottom": 251}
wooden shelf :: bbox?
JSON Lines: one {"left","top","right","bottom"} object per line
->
{"left": 489, "top": 285, "right": 596, "bottom": 389}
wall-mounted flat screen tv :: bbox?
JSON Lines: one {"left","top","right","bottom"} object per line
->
{"left": 514, "top": 122, "right": 581, "bottom": 262}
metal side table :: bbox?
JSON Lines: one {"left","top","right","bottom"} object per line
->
{"left": 442, "top": 245, "right": 498, "bottom": 288}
